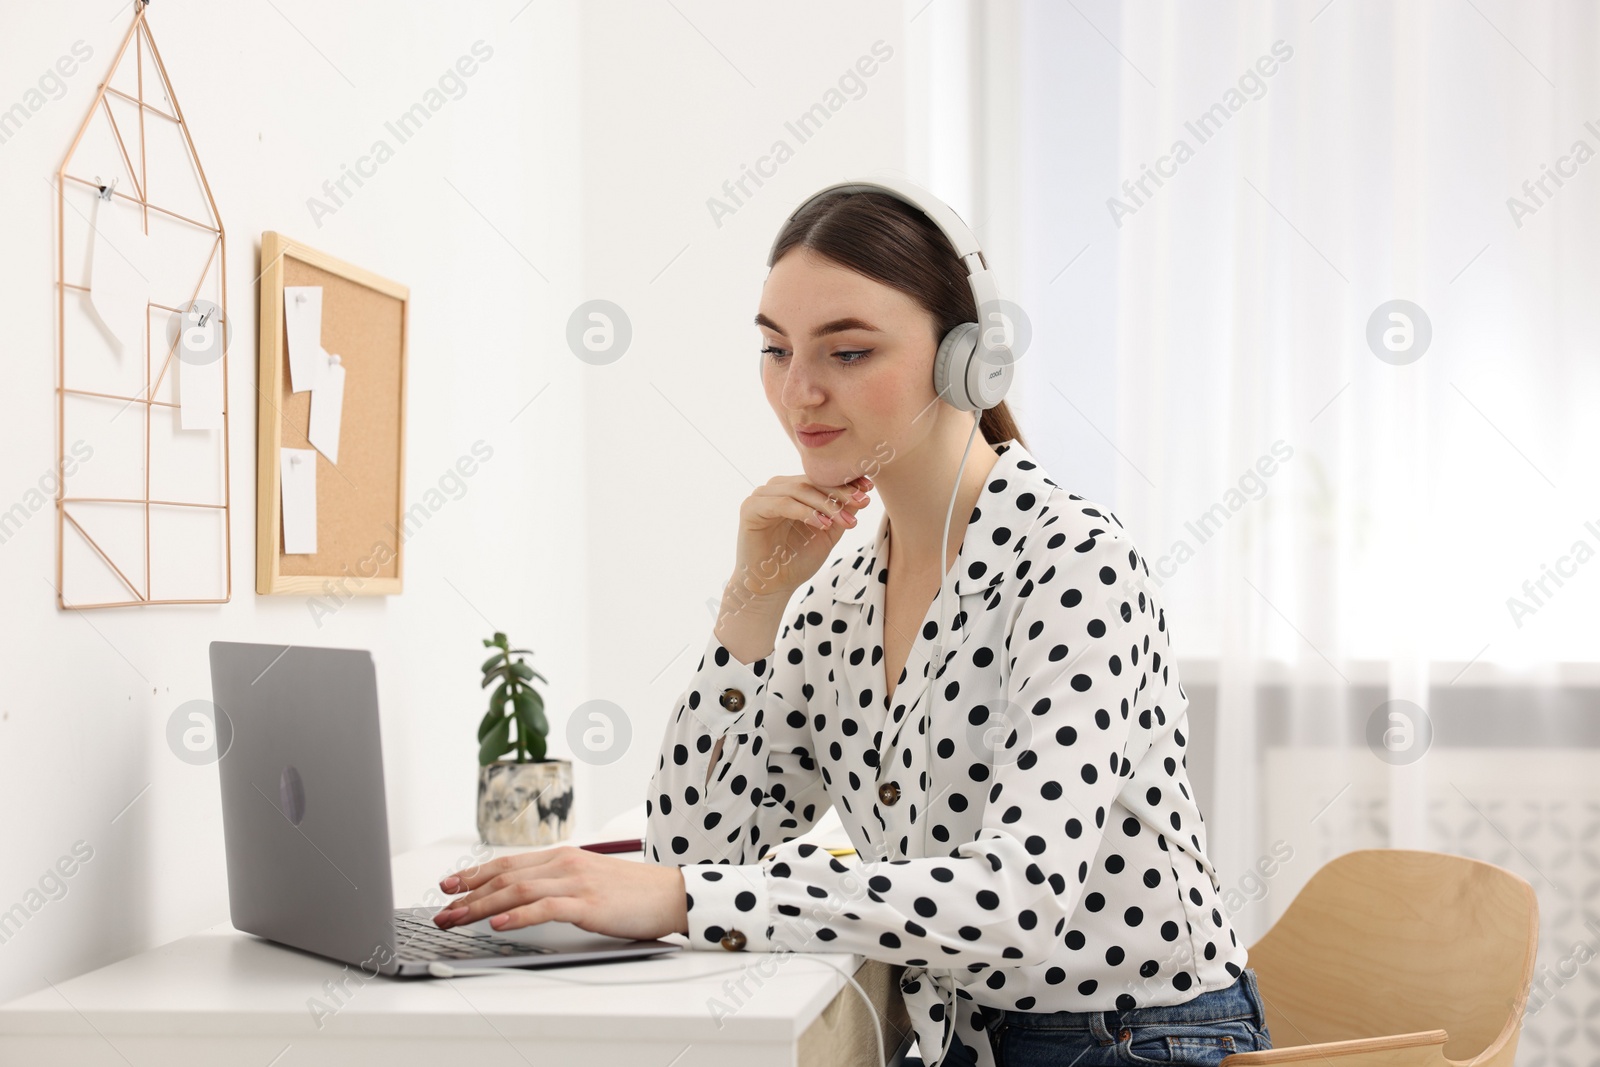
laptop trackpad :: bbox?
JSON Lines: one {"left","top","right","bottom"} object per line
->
{"left": 396, "top": 906, "right": 645, "bottom": 951}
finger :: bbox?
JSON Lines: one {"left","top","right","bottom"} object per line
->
{"left": 440, "top": 853, "right": 519, "bottom": 893}
{"left": 793, "top": 496, "right": 866, "bottom": 530}
{"left": 828, "top": 486, "right": 872, "bottom": 518}
{"left": 812, "top": 492, "right": 871, "bottom": 530}
{"left": 833, "top": 479, "right": 875, "bottom": 507}
{"left": 823, "top": 480, "right": 874, "bottom": 508}
{"left": 752, "top": 494, "right": 839, "bottom": 531}
{"left": 440, "top": 850, "right": 553, "bottom": 893}
{"left": 750, "top": 478, "right": 870, "bottom": 530}
{"left": 795, "top": 482, "right": 869, "bottom": 518}
{"left": 487, "top": 893, "right": 586, "bottom": 932}
{"left": 438, "top": 852, "right": 563, "bottom": 907}
{"left": 756, "top": 475, "right": 873, "bottom": 517}
{"left": 829, "top": 500, "right": 863, "bottom": 529}
{"left": 837, "top": 474, "right": 874, "bottom": 494}
{"left": 436, "top": 874, "right": 579, "bottom": 928}
{"left": 446, "top": 859, "right": 569, "bottom": 913}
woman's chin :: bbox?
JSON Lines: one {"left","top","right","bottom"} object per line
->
{"left": 797, "top": 457, "right": 857, "bottom": 488}
{"left": 790, "top": 431, "right": 887, "bottom": 486}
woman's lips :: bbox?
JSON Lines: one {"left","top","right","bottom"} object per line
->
{"left": 797, "top": 428, "right": 845, "bottom": 448}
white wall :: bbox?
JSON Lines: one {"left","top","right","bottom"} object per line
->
{"left": 0, "top": 0, "right": 932, "bottom": 1005}
{"left": 0, "top": 0, "right": 586, "bottom": 1003}
{"left": 575, "top": 0, "right": 913, "bottom": 854}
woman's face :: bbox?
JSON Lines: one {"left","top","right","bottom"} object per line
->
{"left": 757, "top": 247, "right": 941, "bottom": 487}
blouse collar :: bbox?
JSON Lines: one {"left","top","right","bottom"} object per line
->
{"left": 830, "top": 437, "right": 1060, "bottom": 605}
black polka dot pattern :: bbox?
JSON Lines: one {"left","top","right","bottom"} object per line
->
{"left": 642, "top": 440, "right": 1249, "bottom": 1067}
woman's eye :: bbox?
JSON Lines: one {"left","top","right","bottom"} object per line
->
{"left": 760, "top": 347, "right": 870, "bottom": 364}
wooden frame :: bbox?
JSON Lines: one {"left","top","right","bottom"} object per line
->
{"left": 256, "top": 232, "right": 409, "bottom": 596}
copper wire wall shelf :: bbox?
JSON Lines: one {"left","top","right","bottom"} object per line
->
{"left": 53, "top": 0, "right": 231, "bottom": 609}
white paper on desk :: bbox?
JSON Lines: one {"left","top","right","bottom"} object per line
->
{"left": 283, "top": 286, "right": 325, "bottom": 393}
{"left": 87, "top": 190, "right": 150, "bottom": 356}
{"left": 307, "top": 351, "right": 345, "bottom": 464}
{"left": 178, "top": 312, "right": 225, "bottom": 430}
{"left": 279, "top": 448, "right": 318, "bottom": 554}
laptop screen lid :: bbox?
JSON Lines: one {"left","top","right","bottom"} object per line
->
{"left": 210, "top": 640, "right": 400, "bottom": 973}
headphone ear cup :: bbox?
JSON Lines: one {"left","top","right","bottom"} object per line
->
{"left": 932, "top": 322, "right": 981, "bottom": 412}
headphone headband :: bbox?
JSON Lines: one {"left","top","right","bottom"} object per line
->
{"left": 767, "top": 176, "right": 982, "bottom": 262}
{"left": 764, "top": 176, "right": 1015, "bottom": 411}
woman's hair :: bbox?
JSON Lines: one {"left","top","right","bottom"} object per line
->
{"left": 768, "top": 189, "right": 1027, "bottom": 449}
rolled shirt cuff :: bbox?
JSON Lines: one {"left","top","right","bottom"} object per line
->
{"left": 681, "top": 861, "right": 772, "bottom": 952}
{"left": 685, "top": 627, "right": 772, "bottom": 736}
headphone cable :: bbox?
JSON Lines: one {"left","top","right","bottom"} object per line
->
{"left": 923, "top": 410, "right": 982, "bottom": 1066}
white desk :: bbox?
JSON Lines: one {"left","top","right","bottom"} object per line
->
{"left": 0, "top": 835, "right": 912, "bottom": 1066}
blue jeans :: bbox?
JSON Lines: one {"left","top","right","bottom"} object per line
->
{"left": 904, "top": 967, "right": 1273, "bottom": 1066}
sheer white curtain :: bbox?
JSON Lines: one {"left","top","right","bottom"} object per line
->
{"left": 953, "top": 1, "right": 1600, "bottom": 1063}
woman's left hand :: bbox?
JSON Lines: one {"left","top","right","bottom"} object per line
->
{"left": 433, "top": 846, "right": 688, "bottom": 941}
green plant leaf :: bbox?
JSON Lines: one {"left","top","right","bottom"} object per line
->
{"left": 512, "top": 690, "right": 547, "bottom": 741}
{"left": 489, "top": 680, "right": 510, "bottom": 719}
{"left": 482, "top": 652, "right": 507, "bottom": 674}
{"left": 510, "top": 660, "right": 533, "bottom": 681}
{"left": 478, "top": 716, "right": 511, "bottom": 765}
{"left": 527, "top": 689, "right": 548, "bottom": 737}
{"left": 507, "top": 649, "right": 533, "bottom": 655}
{"left": 492, "top": 631, "right": 507, "bottom": 647}
{"left": 526, "top": 732, "right": 546, "bottom": 761}
{"left": 481, "top": 663, "right": 511, "bottom": 688}
{"left": 477, "top": 707, "right": 501, "bottom": 742}
{"left": 529, "top": 670, "right": 548, "bottom": 684}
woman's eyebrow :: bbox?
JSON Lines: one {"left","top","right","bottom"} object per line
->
{"left": 754, "top": 313, "right": 882, "bottom": 338}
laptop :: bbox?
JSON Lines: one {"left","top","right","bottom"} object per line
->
{"left": 208, "top": 640, "right": 681, "bottom": 977}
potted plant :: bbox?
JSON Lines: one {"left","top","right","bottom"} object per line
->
{"left": 475, "top": 632, "right": 572, "bottom": 846}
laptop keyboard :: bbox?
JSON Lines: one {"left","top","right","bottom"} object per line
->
{"left": 392, "top": 912, "right": 555, "bottom": 961}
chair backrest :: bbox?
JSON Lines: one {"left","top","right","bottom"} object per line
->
{"left": 1246, "top": 849, "right": 1538, "bottom": 1064}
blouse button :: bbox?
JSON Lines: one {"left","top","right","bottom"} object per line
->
{"left": 720, "top": 929, "right": 747, "bottom": 951}
{"left": 878, "top": 781, "right": 901, "bottom": 806}
{"left": 719, "top": 688, "right": 745, "bottom": 712}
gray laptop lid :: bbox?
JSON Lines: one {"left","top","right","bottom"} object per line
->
{"left": 210, "top": 641, "right": 399, "bottom": 972}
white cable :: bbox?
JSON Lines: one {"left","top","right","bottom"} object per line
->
{"left": 426, "top": 957, "right": 754, "bottom": 983}
{"left": 427, "top": 954, "right": 887, "bottom": 1066}
{"left": 805, "top": 955, "right": 887, "bottom": 1067}
{"left": 923, "top": 412, "right": 982, "bottom": 1067}
{"left": 922, "top": 413, "right": 983, "bottom": 829}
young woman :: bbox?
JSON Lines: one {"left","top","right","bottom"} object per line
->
{"left": 432, "top": 184, "right": 1272, "bottom": 1067}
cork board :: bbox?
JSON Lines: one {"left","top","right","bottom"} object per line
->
{"left": 255, "top": 232, "right": 408, "bottom": 595}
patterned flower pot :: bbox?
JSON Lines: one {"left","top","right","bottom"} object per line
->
{"left": 477, "top": 759, "right": 573, "bottom": 846}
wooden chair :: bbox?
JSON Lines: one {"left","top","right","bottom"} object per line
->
{"left": 1222, "top": 849, "right": 1539, "bottom": 1067}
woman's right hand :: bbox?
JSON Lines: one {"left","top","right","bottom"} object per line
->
{"left": 724, "top": 472, "right": 875, "bottom": 615}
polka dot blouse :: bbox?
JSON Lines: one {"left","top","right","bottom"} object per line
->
{"left": 643, "top": 439, "right": 1248, "bottom": 1067}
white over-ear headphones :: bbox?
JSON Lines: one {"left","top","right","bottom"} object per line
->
{"left": 760, "top": 175, "right": 1015, "bottom": 411}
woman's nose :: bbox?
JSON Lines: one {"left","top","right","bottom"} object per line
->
{"left": 778, "top": 357, "right": 824, "bottom": 406}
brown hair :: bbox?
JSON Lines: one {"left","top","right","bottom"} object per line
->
{"left": 768, "top": 189, "right": 1026, "bottom": 449}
